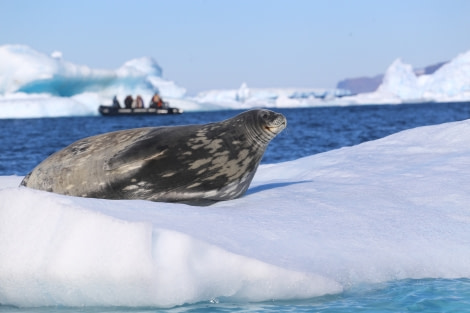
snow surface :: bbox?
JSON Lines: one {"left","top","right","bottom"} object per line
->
{"left": 1, "top": 119, "right": 470, "bottom": 308}
{"left": 1, "top": 44, "right": 470, "bottom": 119}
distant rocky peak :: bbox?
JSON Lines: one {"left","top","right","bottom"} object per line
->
{"left": 337, "top": 61, "right": 447, "bottom": 94}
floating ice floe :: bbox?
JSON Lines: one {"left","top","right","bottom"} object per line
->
{"left": 1, "top": 119, "right": 470, "bottom": 307}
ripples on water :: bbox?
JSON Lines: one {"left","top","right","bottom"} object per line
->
{"left": 2, "top": 279, "right": 470, "bottom": 313}
{"left": 2, "top": 102, "right": 470, "bottom": 175}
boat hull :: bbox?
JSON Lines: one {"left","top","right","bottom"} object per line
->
{"left": 99, "top": 105, "right": 183, "bottom": 116}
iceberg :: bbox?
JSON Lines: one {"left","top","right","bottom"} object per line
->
{"left": 191, "top": 83, "right": 352, "bottom": 110}
{"left": 1, "top": 43, "right": 470, "bottom": 119}
{"left": 347, "top": 50, "right": 470, "bottom": 104}
{"left": 1, "top": 119, "right": 470, "bottom": 308}
{"left": 196, "top": 53, "right": 465, "bottom": 108}
{"left": 377, "top": 59, "right": 422, "bottom": 100}
{"left": 0, "top": 45, "right": 187, "bottom": 118}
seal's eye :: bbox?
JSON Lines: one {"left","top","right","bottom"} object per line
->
{"left": 262, "top": 113, "right": 268, "bottom": 120}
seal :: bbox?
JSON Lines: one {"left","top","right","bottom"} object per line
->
{"left": 21, "top": 109, "right": 287, "bottom": 205}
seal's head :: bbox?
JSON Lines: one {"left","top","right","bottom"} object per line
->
{"left": 259, "top": 109, "right": 287, "bottom": 136}
{"left": 239, "top": 109, "right": 287, "bottom": 145}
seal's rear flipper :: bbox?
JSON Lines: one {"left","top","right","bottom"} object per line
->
{"left": 19, "top": 172, "right": 31, "bottom": 187}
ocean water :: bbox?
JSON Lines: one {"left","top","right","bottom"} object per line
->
{"left": 2, "top": 102, "right": 470, "bottom": 312}
{"left": 1, "top": 279, "right": 470, "bottom": 312}
{"left": 2, "top": 102, "right": 470, "bottom": 176}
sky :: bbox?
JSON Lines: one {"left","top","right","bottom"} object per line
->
{"left": 1, "top": 0, "right": 469, "bottom": 95}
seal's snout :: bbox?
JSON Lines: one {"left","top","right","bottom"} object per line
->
{"left": 265, "top": 113, "right": 287, "bottom": 135}
{"left": 275, "top": 114, "right": 287, "bottom": 128}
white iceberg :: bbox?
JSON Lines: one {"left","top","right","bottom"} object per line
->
{"left": 192, "top": 83, "right": 351, "bottom": 110}
{"left": 0, "top": 45, "right": 187, "bottom": 118}
{"left": 349, "top": 50, "right": 470, "bottom": 104}
{"left": 1, "top": 119, "right": 470, "bottom": 307}
{"left": 1, "top": 44, "right": 470, "bottom": 119}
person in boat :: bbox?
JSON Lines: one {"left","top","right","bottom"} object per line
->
{"left": 124, "top": 95, "right": 133, "bottom": 109}
{"left": 134, "top": 95, "right": 144, "bottom": 108}
{"left": 149, "top": 93, "right": 164, "bottom": 108}
{"left": 112, "top": 95, "right": 121, "bottom": 108}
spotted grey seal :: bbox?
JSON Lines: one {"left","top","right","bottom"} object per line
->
{"left": 21, "top": 109, "right": 287, "bottom": 205}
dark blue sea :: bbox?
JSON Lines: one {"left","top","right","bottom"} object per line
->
{"left": 3, "top": 102, "right": 470, "bottom": 176}
{"left": 2, "top": 102, "right": 470, "bottom": 312}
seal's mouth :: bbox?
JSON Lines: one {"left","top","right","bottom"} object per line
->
{"left": 264, "top": 126, "right": 277, "bottom": 133}
{"left": 264, "top": 120, "right": 287, "bottom": 134}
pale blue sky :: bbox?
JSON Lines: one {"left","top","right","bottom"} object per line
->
{"left": 1, "top": 0, "right": 469, "bottom": 94}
